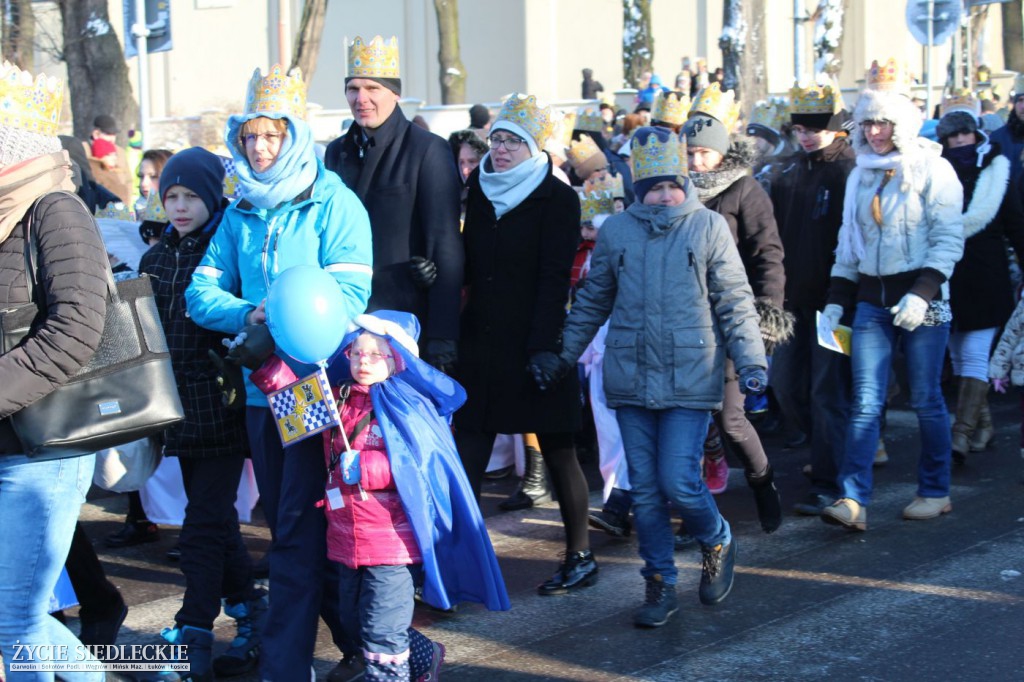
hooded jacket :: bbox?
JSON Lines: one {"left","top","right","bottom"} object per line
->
{"left": 560, "top": 178, "right": 766, "bottom": 411}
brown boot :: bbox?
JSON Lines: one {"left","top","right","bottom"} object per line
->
{"left": 951, "top": 377, "right": 988, "bottom": 463}
{"left": 970, "top": 397, "right": 994, "bottom": 452}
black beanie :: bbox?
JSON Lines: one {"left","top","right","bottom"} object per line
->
{"left": 160, "top": 147, "right": 226, "bottom": 218}
{"left": 683, "top": 113, "right": 730, "bottom": 155}
{"left": 936, "top": 111, "right": 979, "bottom": 142}
{"left": 469, "top": 104, "right": 491, "bottom": 129}
{"left": 344, "top": 76, "right": 402, "bottom": 96}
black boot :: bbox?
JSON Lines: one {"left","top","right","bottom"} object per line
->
{"left": 537, "top": 550, "right": 598, "bottom": 595}
{"left": 498, "top": 446, "right": 553, "bottom": 511}
{"left": 746, "top": 464, "right": 782, "bottom": 533}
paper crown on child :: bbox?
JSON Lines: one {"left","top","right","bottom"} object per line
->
{"left": 789, "top": 81, "right": 840, "bottom": 115}
{"left": 578, "top": 190, "right": 615, "bottom": 223}
{"left": 940, "top": 88, "right": 981, "bottom": 118}
{"left": 95, "top": 202, "right": 135, "bottom": 221}
{"left": 566, "top": 135, "right": 603, "bottom": 168}
{"left": 494, "top": 93, "right": 556, "bottom": 148}
{"left": 631, "top": 129, "right": 688, "bottom": 181}
{"left": 652, "top": 90, "right": 690, "bottom": 126}
{"left": 583, "top": 171, "right": 625, "bottom": 199}
{"left": 244, "top": 64, "right": 307, "bottom": 120}
{"left": 748, "top": 99, "right": 787, "bottom": 132}
{"left": 551, "top": 110, "right": 577, "bottom": 153}
{"left": 348, "top": 35, "right": 401, "bottom": 79}
{"left": 0, "top": 61, "right": 64, "bottom": 136}
{"left": 865, "top": 58, "right": 911, "bottom": 95}
{"left": 141, "top": 190, "right": 167, "bottom": 223}
{"left": 575, "top": 107, "right": 604, "bottom": 133}
{"left": 689, "top": 82, "right": 740, "bottom": 131}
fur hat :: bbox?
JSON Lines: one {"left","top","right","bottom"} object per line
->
{"left": 935, "top": 110, "right": 979, "bottom": 142}
{"left": 754, "top": 300, "right": 795, "bottom": 355}
{"left": 850, "top": 89, "right": 922, "bottom": 156}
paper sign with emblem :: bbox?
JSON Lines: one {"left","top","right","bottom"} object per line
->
{"left": 266, "top": 367, "right": 341, "bottom": 446}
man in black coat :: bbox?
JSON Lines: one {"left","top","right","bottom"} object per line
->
{"left": 324, "top": 38, "right": 463, "bottom": 371}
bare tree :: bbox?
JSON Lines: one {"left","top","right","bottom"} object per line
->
{"left": 434, "top": 0, "right": 466, "bottom": 104}
{"left": 1, "top": 0, "right": 35, "bottom": 70}
{"left": 290, "top": 0, "right": 328, "bottom": 80}
{"left": 719, "top": 0, "right": 767, "bottom": 115}
{"left": 812, "top": 0, "right": 845, "bottom": 77}
{"left": 1003, "top": 0, "right": 1023, "bottom": 73}
{"left": 57, "top": 0, "right": 137, "bottom": 144}
{"left": 622, "top": 0, "right": 653, "bottom": 88}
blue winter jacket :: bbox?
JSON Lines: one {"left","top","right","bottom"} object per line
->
{"left": 185, "top": 161, "right": 373, "bottom": 405}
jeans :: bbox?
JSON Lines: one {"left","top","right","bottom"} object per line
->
{"left": 247, "top": 408, "right": 353, "bottom": 680}
{"left": 175, "top": 454, "right": 254, "bottom": 630}
{"left": 772, "top": 306, "right": 852, "bottom": 496}
{"left": 839, "top": 302, "right": 951, "bottom": 504}
{"left": 616, "top": 406, "right": 730, "bottom": 586}
{"left": 0, "top": 454, "right": 103, "bottom": 681}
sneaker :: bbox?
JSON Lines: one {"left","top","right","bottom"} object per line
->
{"left": 704, "top": 457, "right": 729, "bottom": 495}
{"left": 633, "top": 575, "right": 678, "bottom": 628}
{"left": 821, "top": 498, "right": 867, "bottom": 531}
{"left": 587, "top": 509, "right": 631, "bottom": 537}
{"left": 873, "top": 439, "right": 889, "bottom": 467}
{"left": 698, "top": 540, "right": 737, "bottom": 606}
{"left": 902, "top": 496, "right": 952, "bottom": 520}
{"left": 416, "top": 641, "right": 445, "bottom": 681}
{"left": 793, "top": 492, "right": 836, "bottom": 516}
{"left": 537, "top": 550, "right": 598, "bottom": 595}
{"left": 104, "top": 520, "right": 159, "bottom": 548}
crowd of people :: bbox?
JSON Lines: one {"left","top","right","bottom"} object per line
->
{"left": 2, "top": 37, "right": 1024, "bottom": 682}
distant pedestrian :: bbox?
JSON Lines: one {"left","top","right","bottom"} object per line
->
{"left": 581, "top": 68, "right": 604, "bottom": 100}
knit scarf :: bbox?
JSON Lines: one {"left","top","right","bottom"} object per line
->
{"left": 225, "top": 115, "right": 318, "bottom": 210}
{"left": 0, "top": 151, "right": 75, "bottom": 244}
{"left": 688, "top": 160, "right": 750, "bottom": 203}
{"left": 835, "top": 151, "right": 902, "bottom": 266}
{"left": 478, "top": 151, "right": 549, "bottom": 219}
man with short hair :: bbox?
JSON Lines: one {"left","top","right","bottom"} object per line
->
{"left": 324, "top": 36, "right": 463, "bottom": 372}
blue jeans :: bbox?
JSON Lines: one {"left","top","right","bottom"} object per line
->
{"left": 0, "top": 454, "right": 102, "bottom": 681}
{"left": 840, "top": 302, "right": 951, "bottom": 504}
{"left": 616, "top": 406, "right": 731, "bottom": 586}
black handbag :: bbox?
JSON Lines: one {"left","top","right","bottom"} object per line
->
{"left": 0, "top": 192, "right": 184, "bottom": 458}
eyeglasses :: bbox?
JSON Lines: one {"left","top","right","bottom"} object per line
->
{"left": 344, "top": 348, "right": 393, "bottom": 364}
{"left": 859, "top": 120, "right": 893, "bottom": 131}
{"left": 242, "top": 132, "right": 284, "bottom": 146}
{"left": 488, "top": 134, "right": 524, "bottom": 152}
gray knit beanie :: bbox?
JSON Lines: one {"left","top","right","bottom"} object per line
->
{"left": 683, "top": 114, "right": 730, "bottom": 155}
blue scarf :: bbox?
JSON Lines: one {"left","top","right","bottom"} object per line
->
{"left": 224, "top": 113, "right": 318, "bottom": 209}
{"left": 478, "top": 151, "right": 549, "bottom": 218}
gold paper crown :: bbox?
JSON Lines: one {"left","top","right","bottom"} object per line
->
{"left": 142, "top": 191, "right": 167, "bottom": 223}
{"left": 940, "top": 88, "right": 980, "bottom": 118}
{"left": 566, "top": 135, "right": 602, "bottom": 168}
{"left": 95, "top": 202, "right": 135, "bottom": 221}
{"left": 631, "top": 130, "right": 688, "bottom": 182}
{"left": 576, "top": 107, "right": 604, "bottom": 133}
{"left": 0, "top": 62, "right": 63, "bottom": 136}
{"left": 584, "top": 171, "right": 625, "bottom": 198}
{"left": 653, "top": 91, "right": 690, "bottom": 126}
{"left": 865, "top": 58, "right": 911, "bottom": 94}
{"left": 578, "top": 190, "right": 615, "bottom": 223}
{"left": 348, "top": 35, "right": 400, "bottom": 79}
{"left": 748, "top": 99, "right": 787, "bottom": 131}
{"left": 788, "top": 82, "right": 839, "bottom": 115}
{"left": 550, "top": 110, "right": 577, "bottom": 153}
{"left": 244, "top": 64, "right": 307, "bottom": 120}
{"left": 495, "top": 93, "right": 556, "bottom": 148}
{"left": 689, "top": 83, "right": 740, "bottom": 131}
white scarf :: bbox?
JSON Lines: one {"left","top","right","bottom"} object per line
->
{"left": 478, "top": 151, "right": 549, "bottom": 219}
{"left": 835, "top": 151, "right": 903, "bottom": 266}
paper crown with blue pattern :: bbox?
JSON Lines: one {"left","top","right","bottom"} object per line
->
{"left": 653, "top": 91, "right": 690, "bottom": 126}
{"left": 940, "top": 88, "right": 980, "bottom": 118}
{"left": 0, "top": 61, "right": 63, "bottom": 136}
{"left": 244, "top": 64, "right": 307, "bottom": 120}
{"left": 578, "top": 190, "right": 615, "bottom": 223}
{"left": 690, "top": 82, "right": 740, "bottom": 131}
{"left": 348, "top": 35, "right": 400, "bottom": 79}
{"left": 141, "top": 190, "right": 167, "bottom": 223}
{"left": 584, "top": 171, "right": 624, "bottom": 198}
{"left": 789, "top": 82, "right": 840, "bottom": 115}
{"left": 495, "top": 93, "right": 556, "bottom": 148}
{"left": 631, "top": 129, "right": 688, "bottom": 181}
{"left": 575, "top": 107, "right": 604, "bottom": 133}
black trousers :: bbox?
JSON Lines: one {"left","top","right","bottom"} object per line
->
{"left": 65, "top": 522, "right": 123, "bottom": 622}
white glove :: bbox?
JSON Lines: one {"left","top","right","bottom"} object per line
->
{"left": 222, "top": 331, "right": 248, "bottom": 352}
{"left": 818, "top": 304, "right": 843, "bottom": 341}
{"left": 890, "top": 293, "right": 928, "bottom": 332}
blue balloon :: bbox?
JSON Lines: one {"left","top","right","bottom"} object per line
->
{"left": 266, "top": 265, "right": 348, "bottom": 365}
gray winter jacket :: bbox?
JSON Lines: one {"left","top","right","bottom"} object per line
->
{"left": 560, "top": 179, "right": 766, "bottom": 411}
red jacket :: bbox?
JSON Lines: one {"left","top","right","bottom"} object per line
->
{"left": 250, "top": 357, "right": 421, "bottom": 568}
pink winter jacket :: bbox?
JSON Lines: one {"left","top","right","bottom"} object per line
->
{"left": 250, "top": 357, "right": 422, "bottom": 569}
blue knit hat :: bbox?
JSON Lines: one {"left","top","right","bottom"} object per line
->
{"left": 160, "top": 147, "right": 226, "bottom": 218}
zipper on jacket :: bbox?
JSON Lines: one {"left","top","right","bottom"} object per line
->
{"left": 170, "top": 248, "right": 182, "bottom": 319}
{"left": 260, "top": 224, "right": 273, "bottom": 291}
{"left": 688, "top": 249, "right": 705, "bottom": 297}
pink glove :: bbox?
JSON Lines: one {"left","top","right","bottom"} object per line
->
{"left": 992, "top": 377, "right": 1009, "bottom": 394}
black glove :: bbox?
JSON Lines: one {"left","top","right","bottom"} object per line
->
{"left": 207, "top": 349, "right": 246, "bottom": 411}
{"left": 226, "top": 324, "right": 276, "bottom": 370}
{"left": 409, "top": 256, "right": 438, "bottom": 290}
{"left": 737, "top": 366, "right": 768, "bottom": 396}
{"left": 423, "top": 338, "right": 458, "bottom": 374}
{"left": 528, "top": 351, "right": 571, "bottom": 392}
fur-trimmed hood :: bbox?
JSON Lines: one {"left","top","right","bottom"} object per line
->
{"left": 851, "top": 89, "right": 923, "bottom": 156}
{"left": 689, "top": 136, "right": 760, "bottom": 202}
{"left": 960, "top": 153, "right": 1010, "bottom": 239}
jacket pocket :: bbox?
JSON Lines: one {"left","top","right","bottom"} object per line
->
{"left": 672, "top": 327, "right": 720, "bottom": 397}
{"left": 603, "top": 329, "right": 640, "bottom": 398}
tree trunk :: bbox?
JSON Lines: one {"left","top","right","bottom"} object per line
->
{"left": 719, "top": 0, "right": 743, "bottom": 96}
{"left": 290, "top": 0, "right": 328, "bottom": 81}
{"left": 2, "top": 0, "right": 35, "bottom": 70}
{"left": 57, "top": 0, "right": 137, "bottom": 145}
{"left": 434, "top": 0, "right": 465, "bottom": 104}
{"left": 1003, "top": 0, "right": 1024, "bottom": 73}
{"left": 812, "top": 0, "right": 845, "bottom": 77}
{"left": 622, "top": 0, "right": 653, "bottom": 88}
{"left": 720, "top": 0, "right": 767, "bottom": 116}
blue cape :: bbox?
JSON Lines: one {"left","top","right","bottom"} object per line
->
{"left": 327, "top": 330, "right": 511, "bottom": 612}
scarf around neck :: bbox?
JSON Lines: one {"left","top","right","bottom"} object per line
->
{"left": 478, "top": 151, "right": 549, "bottom": 218}
{"left": 225, "top": 115, "right": 318, "bottom": 210}
{"left": 0, "top": 151, "right": 75, "bottom": 244}
{"left": 835, "top": 151, "right": 902, "bottom": 266}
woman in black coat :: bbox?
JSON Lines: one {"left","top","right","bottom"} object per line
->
{"left": 455, "top": 94, "right": 597, "bottom": 596}
{"left": 938, "top": 108, "right": 1024, "bottom": 461}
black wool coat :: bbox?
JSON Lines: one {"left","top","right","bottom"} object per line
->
{"left": 138, "top": 210, "right": 247, "bottom": 459}
{"left": 454, "top": 159, "right": 582, "bottom": 435}
{"left": 0, "top": 191, "right": 108, "bottom": 457}
{"left": 325, "top": 108, "right": 464, "bottom": 344}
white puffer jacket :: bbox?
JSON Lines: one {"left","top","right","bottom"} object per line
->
{"left": 989, "top": 299, "right": 1024, "bottom": 387}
